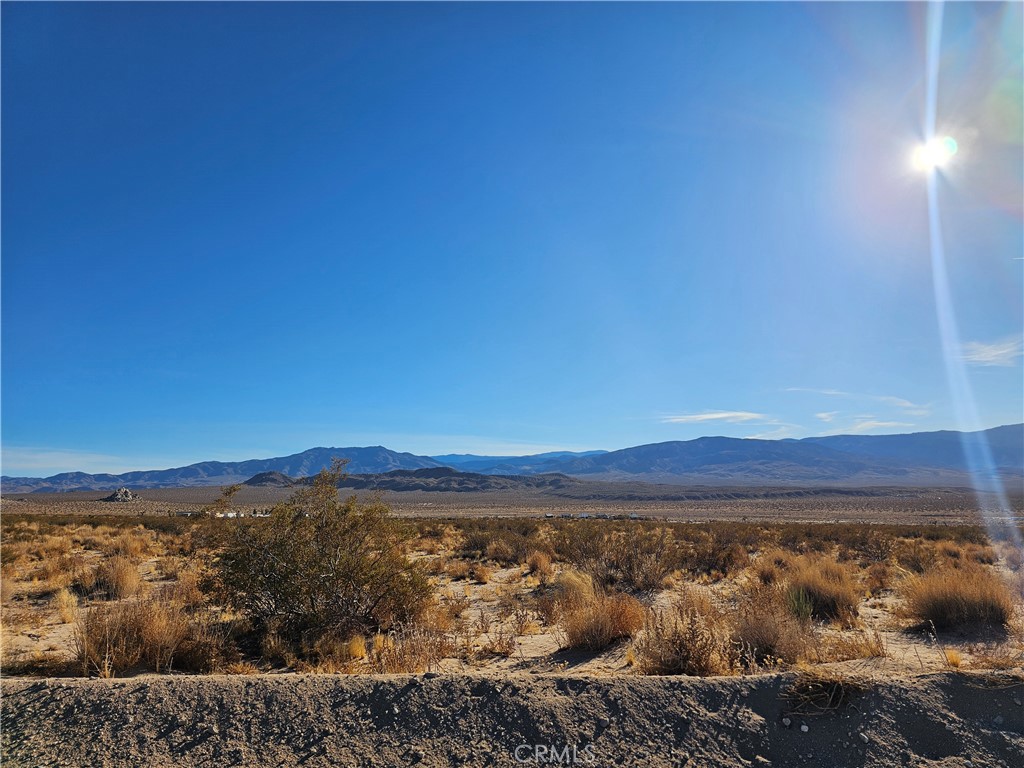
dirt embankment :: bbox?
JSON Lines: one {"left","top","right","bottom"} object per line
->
{"left": 2, "top": 671, "right": 1022, "bottom": 767}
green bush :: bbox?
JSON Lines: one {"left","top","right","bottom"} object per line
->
{"left": 213, "top": 460, "right": 431, "bottom": 647}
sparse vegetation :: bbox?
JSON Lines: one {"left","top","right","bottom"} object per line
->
{"left": 902, "top": 567, "right": 1014, "bottom": 629}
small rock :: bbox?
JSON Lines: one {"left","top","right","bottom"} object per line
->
{"left": 859, "top": 732, "right": 869, "bottom": 744}
{"left": 782, "top": 718, "right": 792, "bottom": 727}
{"left": 1014, "top": 698, "right": 1022, "bottom": 707}
{"left": 598, "top": 717, "right": 610, "bottom": 728}
{"left": 800, "top": 724, "right": 809, "bottom": 733}
{"left": 424, "top": 671, "right": 439, "bottom": 679}
{"left": 410, "top": 749, "right": 425, "bottom": 763}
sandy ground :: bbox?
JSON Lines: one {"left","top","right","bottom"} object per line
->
{"left": 3, "top": 670, "right": 1023, "bottom": 767}
{"left": 5, "top": 486, "right": 1019, "bottom": 525}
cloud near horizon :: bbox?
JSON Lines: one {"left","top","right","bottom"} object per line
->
{"left": 661, "top": 411, "right": 768, "bottom": 424}
{"left": 962, "top": 334, "right": 1023, "bottom": 367}
{"left": 786, "top": 388, "right": 930, "bottom": 417}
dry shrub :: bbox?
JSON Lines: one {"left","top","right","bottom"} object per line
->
{"left": 560, "top": 590, "right": 645, "bottom": 651}
{"left": 482, "top": 627, "right": 517, "bottom": 657}
{"left": 52, "top": 588, "right": 78, "bottom": 623}
{"left": 733, "top": 588, "right": 811, "bottom": 667}
{"left": 74, "top": 597, "right": 226, "bottom": 676}
{"left": 943, "top": 648, "right": 962, "bottom": 668}
{"left": 155, "top": 556, "right": 182, "bottom": 580}
{"left": 104, "top": 531, "right": 151, "bottom": 562}
{"left": 865, "top": 562, "right": 892, "bottom": 595}
{"left": 902, "top": 567, "right": 1014, "bottom": 629}
{"left": 367, "top": 624, "right": 453, "bottom": 673}
{"left": 168, "top": 568, "right": 204, "bottom": 608}
{"left": 633, "top": 591, "right": 736, "bottom": 676}
{"left": 485, "top": 538, "right": 517, "bottom": 564}
{"left": 445, "top": 560, "right": 472, "bottom": 581}
{"left": 896, "top": 540, "right": 939, "bottom": 574}
{"left": 96, "top": 556, "right": 142, "bottom": 599}
{"left": 225, "top": 661, "right": 260, "bottom": 675}
{"left": 785, "top": 558, "right": 859, "bottom": 623}
{"left": 814, "top": 630, "right": 887, "bottom": 663}
{"left": 471, "top": 564, "right": 492, "bottom": 584}
{"left": 526, "top": 550, "right": 553, "bottom": 583}
{"left": 1002, "top": 546, "right": 1023, "bottom": 572}
{"left": 753, "top": 559, "right": 782, "bottom": 586}
{"left": 965, "top": 544, "right": 997, "bottom": 566}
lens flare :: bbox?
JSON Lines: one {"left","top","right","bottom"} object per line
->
{"left": 913, "top": 136, "right": 958, "bottom": 171}
{"left": 922, "top": 2, "right": 1022, "bottom": 573}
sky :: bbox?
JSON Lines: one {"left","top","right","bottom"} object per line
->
{"left": 2, "top": 2, "right": 1022, "bottom": 476}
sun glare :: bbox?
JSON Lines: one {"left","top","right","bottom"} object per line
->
{"left": 912, "top": 136, "right": 958, "bottom": 171}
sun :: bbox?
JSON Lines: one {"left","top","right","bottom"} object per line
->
{"left": 912, "top": 136, "right": 958, "bottom": 171}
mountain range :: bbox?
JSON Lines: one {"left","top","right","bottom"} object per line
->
{"left": 3, "top": 425, "right": 1021, "bottom": 493}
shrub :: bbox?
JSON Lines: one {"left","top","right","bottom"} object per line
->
{"left": 96, "top": 556, "right": 142, "bottom": 600}
{"left": 52, "top": 588, "right": 78, "bottom": 623}
{"left": 74, "top": 597, "right": 225, "bottom": 676}
{"left": 733, "top": 589, "right": 811, "bottom": 667}
{"left": 213, "top": 460, "right": 432, "bottom": 653}
{"left": 902, "top": 567, "right": 1014, "bottom": 629}
{"left": 560, "top": 590, "right": 646, "bottom": 651}
{"left": 526, "top": 550, "right": 553, "bottom": 582}
{"left": 633, "top": 591, "right": 736, "bottom": 676}
{"left": 784, "top": 558, "right": 859, "bottom": 623}
{"left": 471, "top": 564, "right": 492, "bottom": 584}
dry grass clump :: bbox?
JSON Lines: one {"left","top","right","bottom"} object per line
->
{"left": 550, "top": 570, "right": 645, "bottom": 651}
{"left": 733, "top": 587, "right": 812, "bottom": 667}
{"left": 470, "top": 563, "right": 492, "bottom": 584}
{"left": 366, "top": 625, "right": 454, "bottom": 673}
{"left": 632, "top": 590, "right": 736, "bottom": 676}
{"left": 51, "top": 588, "right": 78, "bottom": 623}
{"left": 74, "top": 597, "right": 225, "bottom": 677}
{"left": 812, "top": 630, "right": 887, "bottom": 663}
{"left": 902, "top": 567, "right": 1014, "bottom": 629}
{"left": 95, "top": 556, "right": 142, "bottom": 599}
{"left": 784, "top": 558, "right": 859, "bottom": 623}
{"left": 526, "top": 550, "right": 553, "bottom": 583}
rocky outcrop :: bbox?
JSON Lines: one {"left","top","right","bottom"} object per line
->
{"left": 102, "top": 487, "right": 140, "bottom": 502}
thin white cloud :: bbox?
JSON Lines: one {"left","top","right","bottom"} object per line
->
{"left": 786, "top": 388, "right": 930, "bottom": 417}
{"left": 661, "top": 411, "right": 768, "bottom": 424}
{"left": 815, "top": 411, "right": 839, "bottom": 422}
{"left": 962, "top": 334, "right": 1023, "bottom": 367}
{"left": 820, "top": 419, "right": 914, "bottom": 436}
{"left": 745, "top": 426, "right": 799, "bottom": 440}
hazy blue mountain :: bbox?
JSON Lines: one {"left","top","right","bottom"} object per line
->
{"left": 432, "top": 450, "right": 608, "bottom": 475}
{"left": 531, "top": 426, "right": 1023, "bottom": 485}
{"left": 3, "top": 426, "right": 1021, "bottom": 492}
{"left": 2, "top": 447, "right": 443, "bottom": 492}
{"left": 801, "top": 424, "right": 1023, "bottom": 472}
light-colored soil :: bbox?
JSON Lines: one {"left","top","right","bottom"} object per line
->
{"left": 3, "top": 670, "right": 1023, "bottom": 767}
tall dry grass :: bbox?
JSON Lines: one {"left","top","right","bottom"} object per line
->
{"left": 902, "top": 567, "right": 1014, "bottom": 629}
{"left": 633, "top": 589, "right": 736, "bottom": 676}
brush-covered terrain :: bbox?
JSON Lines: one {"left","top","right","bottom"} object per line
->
{"left": 2, "top": 469, "right": 1022, "bottom": 766}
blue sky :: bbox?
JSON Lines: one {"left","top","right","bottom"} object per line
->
{"left": 2, "top": 2, "right": 1022, "bottom": 475}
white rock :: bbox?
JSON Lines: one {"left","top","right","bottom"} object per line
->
{"left": 859, "top": 732, "right": 869, "bottom": 744}
{"left": 800, "top": 724, "right": 809, "bottom": 733}
{"left": 782, "top": 717, "right": 792, "bottom": 727}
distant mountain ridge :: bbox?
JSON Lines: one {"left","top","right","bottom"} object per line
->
{"left": 3, "top": 425, "right": 1021, "bottom": 493}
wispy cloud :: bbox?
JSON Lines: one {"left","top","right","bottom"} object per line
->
{"left": 786, "top": 388, "right": 930, "bottom": 417}
{"left": 661, "top": 411, "right": 768, "bottom": 424}
{"left": 815, "top": 411, "right": 839, "bottom": 422}
{"left": 962, "top": 334, "right": 1023, "bottom": 367}
{"left": 821, "top": 419, "right": 914, "bottom": 435}
{"left": 745, "top": 426, "right": 799, "bottom": 440}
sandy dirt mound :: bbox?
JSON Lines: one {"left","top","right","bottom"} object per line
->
{"left": 2, "top": 671, "right": 1022, "bottom": 767}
